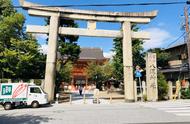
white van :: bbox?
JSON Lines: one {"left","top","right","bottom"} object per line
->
{"left": 0, "top": 83, "right": 48, "bottom": 110}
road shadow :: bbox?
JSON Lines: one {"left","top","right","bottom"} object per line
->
{"left": 13, "top": 103, "right": 53, "bottom": 110}
{"left": 0, "top": 104, "right": 54, "bottom": 111}
{"left": 0, "top": 114, "right": 53, "bottom": 124}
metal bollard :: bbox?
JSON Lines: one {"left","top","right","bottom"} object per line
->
{"left": 97, "top": 95, "right": 99, "bottom": 104}
{"left": 83, "top": 94, "right": 86, "bottom": 104}
{"left": 55, "top": 93, "right": 59, "bottom": 104}
{"left": 69, "top": 94, "right": 72, "bottom": 104}
{"left": 110, "top": 93, "right": 112, "bottom": 104}
{"left": 134, "top": 80, "right": 137, "bottom": 102}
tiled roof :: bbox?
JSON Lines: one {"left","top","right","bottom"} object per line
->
{"left": 57, "top": 48, "right": 106, "bottom": 60}
{"left": 79, "top": 48, "right": 105, "bottom": 60}
{"left": 164, "top": 42, "right": 186, "bottom": 50}
{"left": 160, "top": 67, "right": 189, "bottom": 73}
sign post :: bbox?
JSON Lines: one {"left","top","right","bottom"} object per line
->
{"left": 135, "top": 65, "right": 143, "bottom": 101}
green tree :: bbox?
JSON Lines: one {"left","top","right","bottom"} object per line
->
{"left": 0, "top": 0, "right": 45, "bottom": 79}
{"left": 58, "top": 19, "right": 80, "bottom": 65}
{"left": 86, "top": 62, "right": 114, "bottom": 90}
{"left": 102, "top": 62, "right": 114, "bottom": 81}
{"left": 86, "top": 62, "right": 104, "bottom": 90}
{"left": 112, "top": 25, "right": 145, "bottom": 81}
{"left": 147, "top": 48, "right": 171, "bottom": 68}
{"left": 45, "top": 17, "right": 80, "bottom": 93}
{"left": 55, "top": 61, "right": 73, "bottom": 92}
{"left": 46, "top": 18, "right": 81, "bottom": 65}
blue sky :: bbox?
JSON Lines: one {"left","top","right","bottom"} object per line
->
{"left": 13, "top": 0, "right": 187, "bottom": 57}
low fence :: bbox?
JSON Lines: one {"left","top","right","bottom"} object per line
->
{"left": 134, "top": 80, "right": 147, "bottom": 101}
{"left": 58, "top": 88, "right": 123, "bottom": 104}
{"left": 134, "top": 80, "right": 185, "bottom": 101}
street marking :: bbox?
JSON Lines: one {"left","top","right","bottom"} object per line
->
{"left": 175, "top": 113, "right": 190, "bottom": 116}
{"left": 158, "top": 107, "right": 190, "bottom": 110}
{"left": 166, "top": 110, "right": 190, "bottom": 113}
{"left": 141, "top": 101, "right": 190, "bottom": 117}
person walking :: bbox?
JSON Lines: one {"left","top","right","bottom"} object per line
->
{"left": 79, "top": 85, "right": 83, "bottom": 96}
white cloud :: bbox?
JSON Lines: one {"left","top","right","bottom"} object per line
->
{"left": 157, "top": 22, "right": 165, "bottom": 27}
{"left": 32, "top": 34, "right": 48, "bottom": 40}
{"left": 143, "top": 27, "right": 174, "bottom": 50}
{"left": 103, "top": 51, "right": 115, "bottom": 59}
{"left": 39, "top": 44, "right": 48, "bottom": 54}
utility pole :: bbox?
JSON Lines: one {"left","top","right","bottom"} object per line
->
{"left": 184, "top": 5, "right": 190, "bottom": 70}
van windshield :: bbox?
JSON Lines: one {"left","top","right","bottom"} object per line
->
{"left": 40, "top": 87, "right": 47, "bottom": 94}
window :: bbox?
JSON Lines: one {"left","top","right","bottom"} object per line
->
{"left": 30, "top": 87, "right": 41, "bottom": 94}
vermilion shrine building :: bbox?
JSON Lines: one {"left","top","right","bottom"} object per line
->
{"left": 71, "top": 48, "right": 108, "bottom": 87}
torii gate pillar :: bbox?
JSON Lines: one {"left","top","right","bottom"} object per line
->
{"left": 44, "top": 15, "right": 60, "bottom": 101}
{"left": 122, "top": 22, "right": 134, "bottom": 101}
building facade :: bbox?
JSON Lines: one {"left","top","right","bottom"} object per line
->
{"left": 71, "top": 48, "right": 108, "bottom": 87}
{"left": 160, "top": 43, "right": 189, "bottom": 81}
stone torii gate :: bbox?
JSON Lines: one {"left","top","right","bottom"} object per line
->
{"left": 19, "top": 0, "right": 158, "bottom": 102}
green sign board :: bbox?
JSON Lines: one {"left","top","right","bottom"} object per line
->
{"left": 2, "top": 85, "right": 12, "bottom": 95}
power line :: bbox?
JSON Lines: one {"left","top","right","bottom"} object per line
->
{"left": 14, "top": 1, "right": 186, "bottom": 8}
{"left": 167, "top": 32, "right": 186, "bottom": 48}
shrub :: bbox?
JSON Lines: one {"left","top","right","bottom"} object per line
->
{"left": 157, "top": 72, "right": 168, "bottom": 100}
{"left": 143, "top": 94, "right": 147, "bottom": 101}
{"left": 181, "top": 88, "right": 190, "bottom": 99}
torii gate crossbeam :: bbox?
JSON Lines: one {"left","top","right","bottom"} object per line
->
{"left": 19, "top": 0, "right": 158, "bottom": 102}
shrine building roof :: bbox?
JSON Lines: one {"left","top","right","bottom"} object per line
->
{"left": 79, "top": 48, "right": 106, "bottom": 60}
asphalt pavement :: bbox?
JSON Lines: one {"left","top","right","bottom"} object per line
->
{"left": 1, "top": 100, "right": 190, "bottom": 124}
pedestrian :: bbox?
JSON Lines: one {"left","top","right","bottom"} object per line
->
{"left": 79, "top": 86, "right": 83, "bottom": 96}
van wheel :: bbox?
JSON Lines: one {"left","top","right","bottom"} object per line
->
{"left": 31, "top": 101, "right": 39, "bottom": 108}
{"left": 4, "top": 102, "right": 12, "bottom": 110}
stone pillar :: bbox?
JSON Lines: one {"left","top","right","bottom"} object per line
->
{"left": 44, "top": 15, "right": 60, "bottom": 102}
{"left": 134, "top": 80, "right": 137, "bottom": 102}
{"left": 41, "top": 79, "right": 45, "bottom": 89}
{"left": 168, "top": 81, "right": 173, "bottom": 100}
{"left": 142, "top": 81, "right": 147, "bottom": 96}
{"left": 30, "top": 79, "right": 34, "bottom": 84}
{"left": 87, "top": 21, "right": 96, "bottom": 30}
{"left": 122, "top": 21, "right": 134, "bottom": 102}
{"left": 8, "top": 79, "right": 12, "bottom": 83}
{"left": 146, "top": 53, "right": 158, "bottom": 101}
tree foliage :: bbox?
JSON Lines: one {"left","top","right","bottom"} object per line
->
{"left": 147, "top": 48, "right": 171, "bottom": 68}
{"left": 46, "top": 18, "right": 81, "bottom": 65}
{"left": 86, "top": 62, "right": 114, "bottom": 90}
{"left": 55, "top": 61, "right": 73, "bottom": 92}
{"left": 57, "top": 20, "right": 80, "bottom": 65}
{"left": 112, "top": 25, "right": 145, "bottom": 81}
{"left": 0, "top": 0, "right": 45, "bottom": 79}
{"left": 45, "top": 17, "right": 80, "bottom": 91}
{"left": 56, "top": 61, "right": 73, "bottom": 83}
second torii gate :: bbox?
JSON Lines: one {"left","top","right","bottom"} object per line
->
{"left": 19, "top": 0, "right": 158, "bottom": 102}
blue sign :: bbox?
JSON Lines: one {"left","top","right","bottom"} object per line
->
{"left": 135, "top": 70, "right": 142, "bottom": 78}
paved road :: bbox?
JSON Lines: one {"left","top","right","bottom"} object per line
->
{"left": 140, "top": 100, "right": 190, "bottom": 117}
{"left": 1, "top": 101, "right": 190, "bottom": 124}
